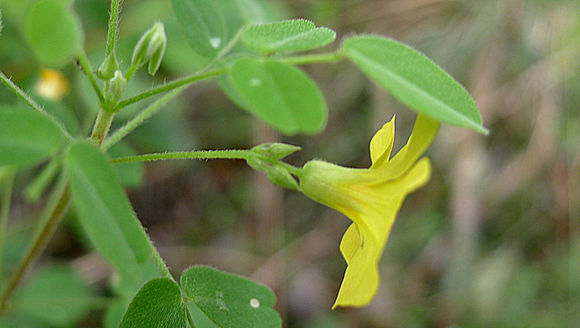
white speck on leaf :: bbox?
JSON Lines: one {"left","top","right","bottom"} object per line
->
{"left": 250, "top": 78, "right": 261, "bottom": 87}
{"left": 210, "top": 37, "right": 221, "bottom": 49}
{"left": 250, "top": 298, "right": 260, "bottom": 308}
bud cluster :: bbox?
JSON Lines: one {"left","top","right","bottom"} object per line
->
{"left": 247, "top": 143, "right": 302, "bottom": 190}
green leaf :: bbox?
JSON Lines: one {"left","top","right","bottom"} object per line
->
{"left": 12, "top": 265, "right": 95, "bottom": 327}
{"left": 342, "top": 35, "right": 488, "bottom": 134}
{"left": 171, "top": 0, "right": 227, "bottom": 58}
{"left": 181, "top": 266, "right": 281, "bottom": 328}
{"left": 228, "top": 58, "right": 327, "bottom": 135}
{"left": 241, "top": 19, "right": 336, "bottom": 53}
{"left": 0, "top": 107, "right": 66, "bottom": 167}
{"left": 24, "top": 0, "right": 83, "bottom": 66}
{"left": 119, "top": 278, "right": 188, "bottom": 328}
{"left": 65, "top": 141, "right": 152, "bottom": 281}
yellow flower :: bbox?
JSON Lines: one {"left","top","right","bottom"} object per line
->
{"left": 35, "top": 68, "right": 70, "bottom": 101}
{"left": 298, "top": 114, "right": 439, "bottom": 308}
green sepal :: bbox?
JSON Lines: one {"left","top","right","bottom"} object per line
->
{"left": 97, "top": 53, "right": 120, "bottom": 80}
{"left": 251, "top": 143, "right": 301, "bottom": 160}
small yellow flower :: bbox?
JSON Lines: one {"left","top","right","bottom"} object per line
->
{"left": 35, "top": 68, "right": 70, "bottom": 101}
{"left": 299, "top": 114, "right": 439, "bottom": 308}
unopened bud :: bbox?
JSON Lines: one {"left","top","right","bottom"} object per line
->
{"left": 131, "top": 22, "right": 166, "bottom": 71}
{"left": 147, "top": 33, "right": 167, "bottom": 75}
{"left": 251, "top": 143, "right": 301, "bottom": 160}
{"left": 266, "top": 164, "right": 299, "bottom": 190}
{"left": 97, "top": 53, "right": 120, "bottom": 80}
{"left": 246, "top": 157, "right": 298, "bottom": 190}
{"left": 103, "top": 70, "right": 127, "bottom": 110}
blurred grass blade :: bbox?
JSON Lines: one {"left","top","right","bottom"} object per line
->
{"left": 343, "top": 35, "right": 488, "bottom": 134}
{"left": 12, "top": 265, "right": 95, "bottom": 327}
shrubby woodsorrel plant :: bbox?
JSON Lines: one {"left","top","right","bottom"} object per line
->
{"left": 0, "top": 0, "right": 486, "bottom": 326}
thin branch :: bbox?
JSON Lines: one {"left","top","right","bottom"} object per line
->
{"left": 0, "top": 71, "right": 45, "bottom": 113}
{"left": 106, "top": 0, "right": 121, "bottom": 57}
{"left": 111, "top": 150, "right": 251, "bottom": 164}
{"left": 103, "top": 87, "right": 183, "bottom": 151}
{"left": 77, "top": 51, "right": 105, "bottom": 105}
{"left": 115, "top": 67, "right": 228, "bottom": 110}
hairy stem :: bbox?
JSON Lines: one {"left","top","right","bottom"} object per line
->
{"left": 91, "top": 110, "right": 116, "bottom": 146}
{"left": 0, "top": 72, "right": 44, "bottom": 113}
{"left": 77, "top": 51, "right": 105, "bottom": 105}
{"left": 277, "top": 51, "right": 344, "bottom": 65}
{"left": 115, "top": 67, "right": 228, "bottom": 110}
{"left": 111, "top": 149, "right": 252, "bottom": 164}
{"left": 0, "top": 178, "right": 71, "bottom": 310}
{"left": 102, "top": 87, "right": 184, "bottom": 151}
{"left": 106, "top": 0, "right": 121, "bottom": 57}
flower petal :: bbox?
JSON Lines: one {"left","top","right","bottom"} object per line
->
{"left": 383, "top": 114, "right": 438, "bottom": 179}
{"left": 334, "top": 226, "right": 380, "bottom": 308}
{"left": 370, "top": 115, "right": 395, "bottom": 168}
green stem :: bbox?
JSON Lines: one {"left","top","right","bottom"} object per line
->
{"left": 105, "top": 0, "right": 121, "bottom": 57}
{"left": 0, "top": 72, "right": 45, "bottom": 113}
{"left": 279, "top": 161, "right": 304, "bottom": 177}
{"left": 124, "top": 63, "right": 139, "bottom": 82}
{"left": 0, "top": 177, "right": 71, "bottom": 310}
{"left": 77, "top": 51, "right": 105, "bottom": 105}
{"left": 0, "top": 171, "right": 15, "bottom": 292}
{"left": 277, "top": 51, "right": 344, "bottom": 65}
{"left": 90, "top": 110, "right": 116, "bottom": 146}
{"left": 115, "top": 67, "right": 228, "bottom": 110}
{"left": 111, "top": 149, "right": 252, "bottom": 164}
{"left": 102, "top": 87, "right": 184, "bottom": 151}
{"left": 24, "top": 158, "right": 62, "bottom": 203}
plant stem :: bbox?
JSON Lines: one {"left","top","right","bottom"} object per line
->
{"left": 91, "top": 110, "right": 116, "bottom": 146}
{"left": 0, "top": 72, "right": 45, "bottom": 113}
{"left": 77, "top": 51, "right": 105, "bottom": 105}
{"left": 24, "top": 158, "right": 61, "bottom": 203}
{"left": 102, "top": 87, "right": 184, "bottom": 151}
{"left": 111, "top": 149, "right": 252, "bottom": 164}
{"left": 115, "top": 67, "right": 228, "bottom": 110}
{"left": 277, "top": 51, "right": 344, "bottom": 65}
{"left": 0, "top": 178, "right": 71, "bottom": 310}
{"left": 0, "top": 171, "right": 14, "bottom": 292}
{"left": 105, "top": 0, "right": 121, "bottom": 57}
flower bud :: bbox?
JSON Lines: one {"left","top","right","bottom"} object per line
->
{"left": 246, "top": 157, "right": 298, "bottom": 190}
{"left": 97, "top": 53, "right": 119, "bottom": 80}
{"left": 103, "top": 70, "right": 127, "bottom": 111}
{"left": 147, "top": 32, "right": 167, "bottom": 75}
{"left": 251, "top": 143, "right": 301, "bottom": 160}
{"left": 131, "top": 22, "right": 166, "bottom": 71}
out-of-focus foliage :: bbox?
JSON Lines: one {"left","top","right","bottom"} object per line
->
{"left": 0, "top": 0, "right": 577, "bottom": 327}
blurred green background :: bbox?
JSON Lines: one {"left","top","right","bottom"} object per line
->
{"left": 0, "top": 0, "right": 578, "bottom": 327}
